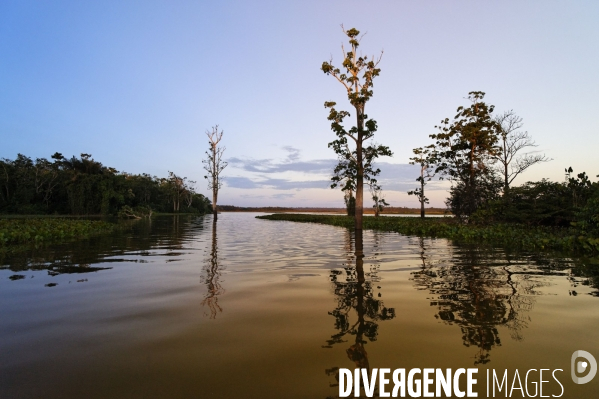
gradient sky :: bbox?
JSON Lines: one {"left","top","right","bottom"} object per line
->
{"left": 1, "top": 1, "right": 598, "bottom": 207}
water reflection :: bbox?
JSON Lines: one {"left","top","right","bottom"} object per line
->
{"left": 201, "top": 217, "right": 225, "bottom": 318}
{"left": 0, "top": 215, "right": 205, "bottom": 279}
{"left": 411, "top": 238, "right": 548, "bottom": 365}
{"left": 1, "top": 214, "right": 598, "bottom": 399}
{"left": 324, "top": 229, "right": 395, "bottom": 397}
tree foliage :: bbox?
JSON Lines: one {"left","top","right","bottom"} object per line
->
{"left": 474, "top": 168, "right": 599, "bottom": 230}
{"left": 0, "top": 153, "right": 211, "bottom": 215}
{"left": 430, "top": 91, "right": 501, "bottom": 219}
{"left": 322, "top": 26, "right": 392, "bottom": 230}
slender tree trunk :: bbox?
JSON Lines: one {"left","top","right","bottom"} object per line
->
{"left": 210, "top": 142, "right": 219, "bottom": 219}
{"left": 355, "top": 109, "right": 364, "bottom": 231}
{"left": 504, "top": 162, "right": 509, "bottom": 194}
{"left": 420, "top": 178, "right": 425, "bottom": 219}
{"left": 212, "top": 186, "right": 218, "bottom": 219}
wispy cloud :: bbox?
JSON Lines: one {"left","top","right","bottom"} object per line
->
{"left": 225, "top": 176, "right": 330, "bottom": 190}
{"left": 228, "top": 146, "right": 335, "bottom": 174}
{"left": 226, "top": 146, "right": 447, "bottom": 193}
{"left": 271, "top": 193, "right": 295, "bottom": 199}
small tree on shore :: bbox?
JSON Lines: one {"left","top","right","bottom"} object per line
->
{"left": 370, "top": 184, "right": 389, "bottom": 217}
{"left": 407, "top": 145, "right": 437, "bottom": 218}
{"left": 322, "top": 26, "right": 392, "bottom": 232}
{"left": 331, "top": 157, "right": 356, "bottom": 216}
{"left": 203, "top": 125, "right": 227, "bottom": 218}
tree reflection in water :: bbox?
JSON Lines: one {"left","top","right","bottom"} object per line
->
{"left": 411, "top": 237, "right": 544, "bottom": 365}
{"left": 324, "top": 229, "right": 395, "bottom": 397}
{"left": 201, "top": 217, "right": 225, "bottom": 318}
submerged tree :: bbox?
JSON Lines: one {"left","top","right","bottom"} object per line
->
{"left": 322, "top": 27, "right": 392, "bottom": 232}
{"left": 407, "top": 145, "right": 437, "bottom": 218}
{"left": 493, "top": 110, "right": 551, "bottom": 193}
{"left": 203, "top": 125, "right": 228, "bottom": 219}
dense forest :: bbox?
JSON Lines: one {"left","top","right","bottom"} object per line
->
{"left": 0, "top": 153, "right": 211, "bottom": 216}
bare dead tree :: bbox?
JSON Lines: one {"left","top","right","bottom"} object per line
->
{"left": 494, "top": 110, "right": 551, "bottom": 192}
{"left": 203, "top": 125, "right": 227, "bottom": 218}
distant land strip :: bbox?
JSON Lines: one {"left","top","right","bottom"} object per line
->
{"left": 217, "top": 205, "right": 447, "bottom": 214}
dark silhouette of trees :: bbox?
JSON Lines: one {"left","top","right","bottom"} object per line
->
{"left": 322, "top": 27, "right": 392, "bottom": 231}
{"left": 0, "top": 153, "right": 211, "bottom": 215}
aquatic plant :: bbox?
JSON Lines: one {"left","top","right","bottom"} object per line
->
{"left": 256, "top": 214, "right": 599, "bottom": 255}
{"left": 0, "top": 218, "right": 117, "bottom": 246}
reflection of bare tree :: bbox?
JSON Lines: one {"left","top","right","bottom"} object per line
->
{"left": 411, "top": 240, "right": 542, "bottom": 365}
{"left": 201, "top": 217, "right": 225, "bottom": 319}
{"left": 325, "top": 229, "right": 395, "bottom": 398}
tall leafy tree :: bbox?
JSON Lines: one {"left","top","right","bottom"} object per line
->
{"left": 430, "top": 91, "right": 501, "bottom": 219}
{"left": 322, "top": 27, "right": 392, "bottom": 231}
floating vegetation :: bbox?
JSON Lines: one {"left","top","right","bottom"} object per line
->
{"left": 257, "top": 214, "right": 599, "bottom": 255}
{"left": 0, "top": 218, "right": 117, "bottom": 247}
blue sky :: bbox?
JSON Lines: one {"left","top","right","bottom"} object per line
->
{"left": 1, "top": 1, "right": 598, "bottom": 207}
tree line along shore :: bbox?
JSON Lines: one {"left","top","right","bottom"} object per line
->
{"left": 217, "top": 205, "right": 447, "bottom": 214}
{"left": 257, "top": 214, "right": 599, "bottom": 255}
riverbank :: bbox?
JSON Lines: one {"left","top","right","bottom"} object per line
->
{"left": 257, "top": 214, "right": 599, "bottom": 255}
{"left": 218, "top": 205, "right": 447, "bottom": 214}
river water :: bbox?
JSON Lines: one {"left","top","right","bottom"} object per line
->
{"left": 1, "top": 213, "right": 598, "bottom": 398}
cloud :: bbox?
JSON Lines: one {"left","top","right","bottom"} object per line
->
{"left": 281, "top": 146, "right": 300, "bottom": 162}
{"left": 225, "top": 147, "right": 448, "bottom": 193}
{"left": 271, "top": 193, "right": 295, "bottom": 199}
{"left": 228, "top": 146, "right": 335, "bottom": 174}
{"left": 226, "top": 176, "right": 331, "bottom": 190}
{"left": 225, "top": 176, "right": 260, "bottom": 189}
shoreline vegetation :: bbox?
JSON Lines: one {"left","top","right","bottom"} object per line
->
{"left": 0, "top": 218, "right": 118, "bottom": 249}
{"left": 0, "top": 153, "right": 212, "bottom": 217}
{"left": 256, "top": 214, "right": 599, "bottom": 255}
{"left": 217, "top": 205, "right": 447, "bottom": 214}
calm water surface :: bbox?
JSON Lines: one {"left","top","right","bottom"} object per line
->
{"left": 1, "top": 213, "right": 598, "bottom": 398}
